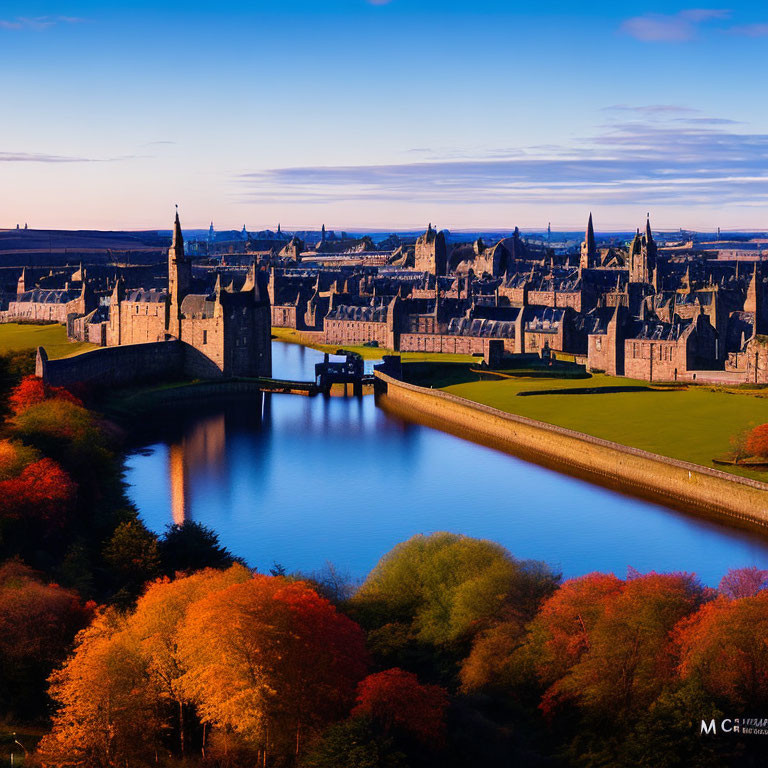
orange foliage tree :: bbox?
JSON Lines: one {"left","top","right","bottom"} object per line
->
{"left": 675, "top": 592, "right": 768, "bottom": 709}
{"left": 746, "top": 423, "right": 768, "bottom": 458}
{"left": 177, "top": 574, "right": 369, "bottom": 760}
{"left": 126, "top": 565, "right": 252, "bottom": 754}
{"left": 37, "top": 610, "right": 161, "bottom": 768}
{"left": 352, "top": 668, "right": 448, "bottom": 745}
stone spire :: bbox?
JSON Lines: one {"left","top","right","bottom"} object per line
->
{"left": 645, "top": 213, "right": 654, "bottom": 243}
{"left": 580, "top": 212, "right": 597, "bottom": 270}
{"left": 168, "top": 208, "right": 192, "bottom": 337}
{"left": 171, "top": 209, "right": 184, "bottom": 257}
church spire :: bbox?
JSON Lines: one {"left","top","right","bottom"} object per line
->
{"left": 580, "top": 212, "right": 597, "bottom": 270}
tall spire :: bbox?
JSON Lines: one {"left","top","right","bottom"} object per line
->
{"left": 580, "top": 212, "right": 597, "bottom": 270}
{"left": 171, "top": 207, "right": 184, "bottom": 255}
{"left": 586, "top": 212, "right": 595, "bottom": 251}
{"left": 645, "top": 212, "right": 654, "bottom": 243}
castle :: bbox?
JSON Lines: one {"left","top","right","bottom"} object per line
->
{"left": 3, "top": 211, "right": 767, "bottom": 388}
{"left": 105, "top": 212, "right": 271, "bottom": 378}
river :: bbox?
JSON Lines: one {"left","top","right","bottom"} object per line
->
{"left": 124, "top": 341, "right": 768, "bottom": 585}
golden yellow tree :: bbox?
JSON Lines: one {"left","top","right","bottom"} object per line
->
{"left": 37, "top": 609, "right": 162, "bottom": 767}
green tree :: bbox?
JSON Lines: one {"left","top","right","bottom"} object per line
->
{"left": 102, "top": 520, "right": 160, "bottom": 604}
{"left": 158, "top": 520, "right": 239, "bottom": 576}
{"left": 353, "top": 533, "right": 559, "bottom": 646}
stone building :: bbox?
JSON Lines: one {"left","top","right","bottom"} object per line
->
{"left": 106, "top": 213, "right": 272, "bottom": 378}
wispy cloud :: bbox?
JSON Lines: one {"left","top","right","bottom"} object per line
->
{"left": 235, "top": 109, "right": 768, "bottom": 209}
{"left": 0, "top": 152, "right": 146, "bottom": 162}
{"left": 620, "top": 9, "right": 730, "bottom": 42}
{"left": 729, "top": 23, "right": 768, "bottom": 36}
{"left": 0, "top": 16, "right": 87, "bottom": 30}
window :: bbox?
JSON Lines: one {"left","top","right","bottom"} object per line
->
{"left": 203, "top": 330, "right": 208, "bottom": 345}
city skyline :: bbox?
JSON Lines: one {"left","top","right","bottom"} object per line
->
{"left": 3, "top": 0, "right": 768, "bottom": 229}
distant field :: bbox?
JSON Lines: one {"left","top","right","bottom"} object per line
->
{"left": 405, "top": 363, "right": 768, "bottom": 482}
{"left": 0, "top": 323, "right": 98, "bottom": 359}
{"left": 271, "top": 326, "right": 478, "bottom": 363}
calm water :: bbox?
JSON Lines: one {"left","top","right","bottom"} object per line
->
{"left": 125, "top": 342, "right": 768, "bottom": 585}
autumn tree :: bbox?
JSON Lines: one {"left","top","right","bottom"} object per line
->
{"left": 352, "top": 668, "right": 448, "bottom": 745}
{"left": 542, "top": 572, "right": 704, "bottom": 719}
{"left": 0, "top": 560, "right": 93, "bottom": 718}
{"left": 37, "top": 610, "right": 162, "bottom": 768}
{"left": 676, "top": 592, "right": 768, "bottom": 709}
{"left": 746, "top": 423, "right": 768, "bottom": 458}
{"left": 0, "top": 457, "right": 77, "bottom": 527}
{"left": 718, "top": 566, "right": 768, "bottom": 598}
{"left": 126, "top": 565, "right": 252, "bottom": 754}
{"left": 8, "top": 375, "right": 82, "bottom": 415}
{"left": 177, "top": 574, "right": 369, "bottom": 762}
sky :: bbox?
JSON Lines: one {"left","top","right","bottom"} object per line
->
{"left": 2, "top": 0, "right": 768, "bottom": 231}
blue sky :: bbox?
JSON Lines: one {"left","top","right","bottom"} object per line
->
{"left": 2, "top": 1, "right": 768, "bottom": 230}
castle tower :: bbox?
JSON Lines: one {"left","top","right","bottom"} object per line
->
{"left": 168, "top": 210, "right": 192, "bottom": 338}
{"left": 580, "top": 213, "right": 597, "bottom": 270}
{"left": 629, "top": 216, "right": 657, "bottom": 284}
{"left": 414, "top": 223, "right": 447, "bottom": 276}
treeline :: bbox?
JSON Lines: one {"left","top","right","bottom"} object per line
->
{"left": 26, "top": 534, "right": 768, "bottom": 768}
{"left": 1, "top": 354, "right": 768, "bottom": 766}
{"left": 0, "top": 355, "right": 242, "bottom": 723}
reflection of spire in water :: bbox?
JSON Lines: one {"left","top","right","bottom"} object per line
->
{"left": 168, "top": 414, "right": 228, "bottom": 525}
{"left": 169, "top": 442, "right": 187, "bottom": 524}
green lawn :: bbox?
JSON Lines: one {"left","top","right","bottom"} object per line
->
{"left": 271, "top": 326, "right": 478, "bottom": 363}
{"left": 0, "top": 323, "right": 98, "bottom": 359}
{"left": 405, "top": 363, "right": 768, "bottom": 482}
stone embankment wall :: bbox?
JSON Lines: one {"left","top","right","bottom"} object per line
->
{"left": 375, "top": 371, "right": 768, "bottom": 529}
{"left": 37, "top": 341, "right": 185, "bottom": 389}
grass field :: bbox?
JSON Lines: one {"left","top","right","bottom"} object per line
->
{"left": 271, "top": 326, "right": 478, "bottom": 363}
{"left": 0, "top": 323, "right": 98, "bottom": 359}
{"left": 404, "top": 363, "right": 768, "bottom": 482}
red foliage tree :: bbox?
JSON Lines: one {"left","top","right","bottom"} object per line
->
{"left": 746, "top": 423, "right": 768, "bottom": 459}
{"left": 532, "top": 572, "right": 704, "bottom": 718}
{"left": 352, "top": 668, "right": 449, "bottom": 744}
{"left": 0, "top": 560, "right": 94, "bottom": 717}
{"left": 0, "top": 457, "right": 77, "bottom": 525}
{"left": 676, "top": 592, "right": 768, "bottom": 708}
{"left": 9, "top": 375, "right": 82, "bottom": 416}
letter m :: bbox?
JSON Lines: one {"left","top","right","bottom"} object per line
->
{"left": 701, "top": 719, "right": 717, "bottom": 735}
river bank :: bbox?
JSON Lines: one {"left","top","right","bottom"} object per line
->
{"left": 376, "top": 371, "right": 768, "bottom": 534}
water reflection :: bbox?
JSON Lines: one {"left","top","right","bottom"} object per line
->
{"left": 125, "top": 342, "right": 768, "bottom": 585}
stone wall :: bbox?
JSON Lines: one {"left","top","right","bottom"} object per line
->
{"left": 375, "top": 371, "right": 768, "bottom": 528}
{"left": 37, "top": 340, "right": 185, "bottom": 389}
{"left": 399, "top": 333, "right": 513, "bottom": 355}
